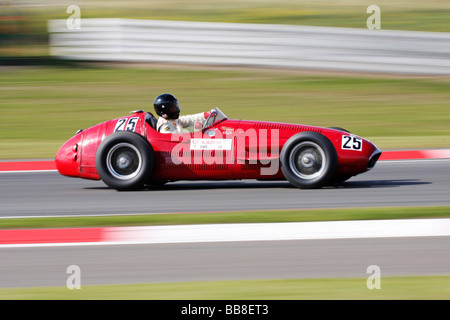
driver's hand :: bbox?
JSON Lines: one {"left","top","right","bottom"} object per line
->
{"left": 204, "top": 109, "right": 215, "bottom": 119}
{"left": 194, "top": 121, "right": 202, "bottom": 130}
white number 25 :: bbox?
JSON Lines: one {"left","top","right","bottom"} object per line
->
{"left": 341, "top": 135, "right": 363, "bottom": 151}
{"left": 114, "top": 117, "right": 138, "bottom": 132}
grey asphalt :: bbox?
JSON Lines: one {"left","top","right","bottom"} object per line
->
{"left": 1, "top": 160, "right": 450, "bottom": 217}
{"left": 0, "top": 237, "right": 449, "bottom": 288}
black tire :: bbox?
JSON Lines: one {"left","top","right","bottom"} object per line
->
{"left": 96, "top": 132, "right": 154, "bottom": 191}
{"left": 280, "top": 131, "right": 338, "bottom": 189}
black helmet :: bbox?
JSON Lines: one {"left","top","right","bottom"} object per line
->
{"left": 153, "top": 93, "right": 181, "bottom": 119}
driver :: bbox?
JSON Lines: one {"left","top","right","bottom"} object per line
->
{"left": 153, "top": 93, "right": 213, "bottom": 134}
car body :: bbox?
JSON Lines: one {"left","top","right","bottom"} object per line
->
{"left": 56, "top": 108, "right": 382, "bottom": 190}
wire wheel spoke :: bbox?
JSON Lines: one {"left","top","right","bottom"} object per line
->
{"left": 289, "top": 142, "right": 326, "bottom": 180}
{"left": 106, "top": 143, "right": 142, "bottom": 180}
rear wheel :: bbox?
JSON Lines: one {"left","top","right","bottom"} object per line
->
{"left": 96, "top": 132, "right": 154, "bottom": 190}
{"left": 280, "top": 132, "right": 337, "bottom": 189}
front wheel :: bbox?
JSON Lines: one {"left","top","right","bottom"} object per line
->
{"left": 280, "top": 132, "right": 338, "bottom": 189}
{"left": 96, "top": 132, "right": 154, "bottom": 191}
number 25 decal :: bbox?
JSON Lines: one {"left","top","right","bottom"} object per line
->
{"left": 342, "top": 135, "right": 363, "bottom": 151}
{"left": 114, "top": 117, "right": 139, "bottom": 132}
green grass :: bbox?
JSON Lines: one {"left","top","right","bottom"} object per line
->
{"left": 3, "top": 0, "right": 450, "bottom": 37}
{"left": 1, "top": 276, "right": 449, "bottom": 299}
{"left": 1, "top": 206, "right": 449, "bottom": 230}
{"left": 1, "top": 66, "right": 449, "bottom": 159}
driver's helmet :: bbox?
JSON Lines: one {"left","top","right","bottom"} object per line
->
{"left": 153, "top": 93, "right": 181, "bottom": 120}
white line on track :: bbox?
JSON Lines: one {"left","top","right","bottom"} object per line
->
{"left": 1, "top": 218, "right": 449, "bottom": 249}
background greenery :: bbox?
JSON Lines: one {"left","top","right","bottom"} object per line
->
{"left": 1, "top": 66, "right": 449, "bottom": 159}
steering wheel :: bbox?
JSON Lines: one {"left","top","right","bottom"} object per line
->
{"left": 203, "top": 109, "right": 218, "bottom": 129}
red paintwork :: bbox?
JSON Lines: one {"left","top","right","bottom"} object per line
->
{"left": 0, "top": 161, "right": 56, "bottom": 172}
{"left": 0, "top": 228, "right": 103, "bottom": 245}
{"left": 56, "top": 110, "right": 381, "bottom": 183}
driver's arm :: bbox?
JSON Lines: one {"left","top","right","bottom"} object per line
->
{"left": 178, "top": 111, "right": 212, "bottom": 128}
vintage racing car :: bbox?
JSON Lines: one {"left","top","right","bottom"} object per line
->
{"left": 56, "top": 108, "right": 382, "bottom": 190}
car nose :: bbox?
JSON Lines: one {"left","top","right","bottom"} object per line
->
{"left": 55, "top": 133, "right": 82, "bottom": 177}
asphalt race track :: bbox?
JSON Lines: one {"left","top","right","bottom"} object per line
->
{"left": 1, "top": 160, "right": 450, "bottom": 217}
{"left": 0, "top": 160, "right": 449, "bottom": 288}
{"left": 1, "top": 237, "right": 449, "bottom": 288}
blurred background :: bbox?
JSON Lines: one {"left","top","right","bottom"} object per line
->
{"left": 1, "top": 0, "right": 449, "bottom": 159}
{"left": 0, "top": 0, "right": 449, "bottom": 301}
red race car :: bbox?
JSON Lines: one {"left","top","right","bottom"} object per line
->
{"left": 56, "top": 108, "right": 382, "bottom": 190}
